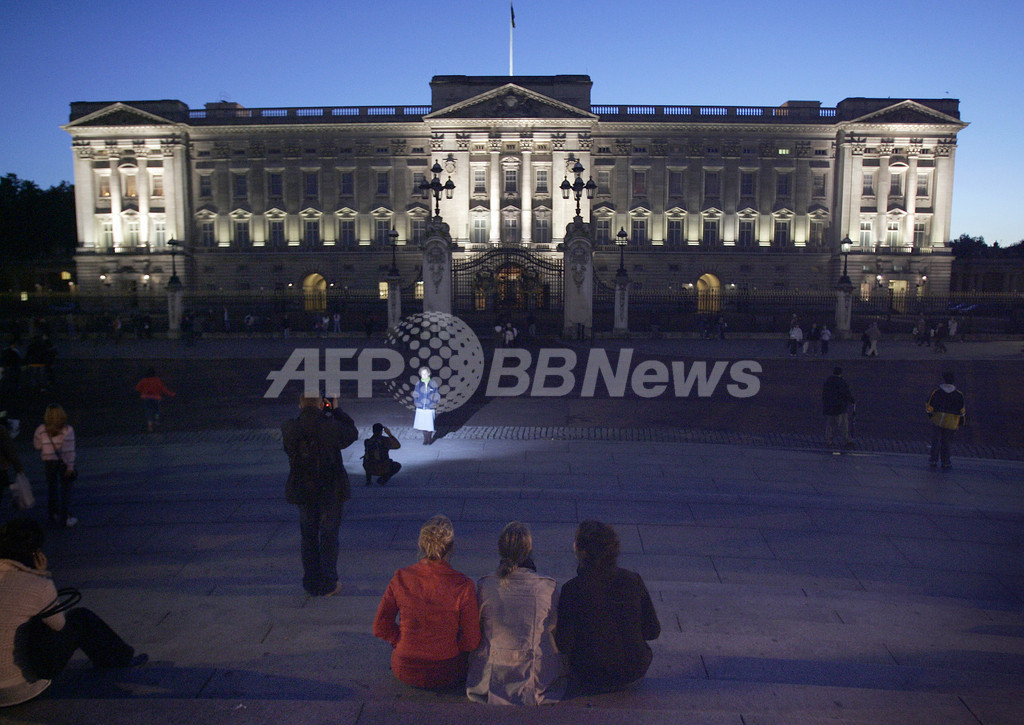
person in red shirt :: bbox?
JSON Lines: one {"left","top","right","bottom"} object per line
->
{"left": 373, "top": 515, "right": 480, "bottom": 689}
{"left": 135, "top": 367, "right": 175, "bottom": 432}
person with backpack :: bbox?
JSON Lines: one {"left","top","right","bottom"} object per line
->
{"left": 281, "top": 395, "right": 358, "bottom": 596}
{"left": 926, "top": 372, "right": 966, "bottom": 470}
{"left": 362, "top": 423, "right": 401, "bottom": 486}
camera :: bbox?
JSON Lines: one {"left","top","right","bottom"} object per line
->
{"left": 322, "top": 398, "right": 334, "bottom": 412}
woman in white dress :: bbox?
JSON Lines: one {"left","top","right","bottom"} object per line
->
{"left": 466, "top": 522, "right": 566, "bottom": 705}
{"left": 412, "top": 367, "right": 439, "bottom": 445}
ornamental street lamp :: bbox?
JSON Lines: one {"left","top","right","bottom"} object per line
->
{"left": 419, "top": 161, "right": 455, "bottom": 219}
{"left": 839, "top": 236, "right": 852, "bottom": 285}
{"left": 616, "top": 226, "right": 629, "bottom": 276}
{"left": 388, "top": 227, "right": 400, "bottom": 277}
{"left": 560, "top": 159, "right": 597, "bottom": 220}
{"left": 167, "top": 239, "right": 181, "bottom": 285}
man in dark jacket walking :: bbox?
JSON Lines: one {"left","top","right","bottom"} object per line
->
{"left": 822, "top": 366, "right": 855, "bottom": 449}
{"left": 926, "top": 371, "right": 966, "bottom": 469}
{"left": 282, "top": 396, "right": 358, "bottom": 596}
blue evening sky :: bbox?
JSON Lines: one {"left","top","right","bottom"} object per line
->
{"left": 1, "top": 0, "right": 1021, "bottom": 243}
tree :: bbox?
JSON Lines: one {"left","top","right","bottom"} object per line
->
{"left": 0, "top": 174, "right": 76, "bottom": 260}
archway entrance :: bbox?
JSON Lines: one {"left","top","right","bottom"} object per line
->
{"left": 302, "top": 273, "right": 327, "bottom": 312}
{"left": 696, "top": 273, "right": 721, "bottom": 312}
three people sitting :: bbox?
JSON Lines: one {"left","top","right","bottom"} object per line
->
{"left": 374, "top": 517, "right": 660, "bottom": 703}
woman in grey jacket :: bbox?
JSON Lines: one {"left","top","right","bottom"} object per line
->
{"left": 466, "top": 522, "right": 566, "bottom": 705}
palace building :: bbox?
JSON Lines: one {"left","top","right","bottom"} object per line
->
{"left": 64, "top": 75, "right": 966, "bottom": 330}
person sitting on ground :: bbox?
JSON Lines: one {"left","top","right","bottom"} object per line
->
{"left": 362, "top": 423, "right": 401, "bottom": 486}
{"left": 555, "top": 520, "right": 660, "bottom": 694}
{"left": 373, "top": 515, "right": 480, "bottom": 689}
{"left": 466, "top": 521, "right": 566, "bottom": 705}
{"left": 0, "top": 519, "right": 147, "bottom": 707}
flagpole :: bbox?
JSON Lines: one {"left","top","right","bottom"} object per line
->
{"left": 509, "top": 6, "right": 514, "bottom": 75}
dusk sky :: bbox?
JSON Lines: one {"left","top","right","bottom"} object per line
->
{"left": 2, "top": 0, "right": 1021, "bottom": 243}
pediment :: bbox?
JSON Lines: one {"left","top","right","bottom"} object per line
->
{"left": 406, "top": 202, "right": 430, "bottom": 214}
{"left": 849, "top": 100, "right": 963, "bottom": 126}
{"left": 426, "top": 84, "right": 597, "bottom": 121}
{"left": 65, "top": 102, "right": 178, "bottom": 128}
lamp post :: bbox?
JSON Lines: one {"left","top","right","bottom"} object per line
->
{"left": 167, "top": 239, "right": 181, "bottom": 285}
{"left": 560, "top": 159, "right": 597, "bottom": 221}
{"left": 839, "top": 236, "right": 852, "bottom": 285}
{"left": 165, "top": 239, "right": 184, "bottom": 338}
{"left": 420, "top": 161, "right": 454, "bottom": 219}
{"left": 388, "top": 227, "right": 400, "bottom": 277}
{"left": 616, "top": 227, "right": 629, "bottom": 277}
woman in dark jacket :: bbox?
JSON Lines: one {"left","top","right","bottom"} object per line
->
{"left": 555, "top": 520, "right": 660, "bottom": 694}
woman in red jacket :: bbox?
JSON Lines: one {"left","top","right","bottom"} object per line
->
{"left": 373, "top": 515, "right": 480, "bottom": 689}
{"left": 135, "top": 367, "right": 175, "bottom": 432}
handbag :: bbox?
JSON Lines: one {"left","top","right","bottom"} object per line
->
{"left": 17, "top": 587, "right": 82, "bottom": 680}
{"left": 10, "top": 471, "right": 34, "bottom": 509}
{"left": 46, "top": 433, "right": 77, "bottom": 483}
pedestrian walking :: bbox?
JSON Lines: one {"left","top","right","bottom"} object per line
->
{"left": 865, "top": 322, "right": 881, "bottom": 357}
{"left": 788, "top": 323, "right": 803, "bottom": 356}
{"left": 819, "top": 324, "right": 832, "bottom": 356}
{"left": 135, "top": 367, "right": 175, "bottom": 432}
{"left": 933, "top": 322, "right": 948, "bottom": 353}
{"left": 281, "top": 396, "right": 358, "bottom": 596}
{"left": 926, "top": 372, "right": 966, "bottom": 469}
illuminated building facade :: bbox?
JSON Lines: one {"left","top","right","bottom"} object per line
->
{"left": 64, "top": 75, "right": 966, "bottom": 323}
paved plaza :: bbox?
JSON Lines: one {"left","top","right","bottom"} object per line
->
{"left": 1, "top": 336, "right": 1022, "bottom": 724}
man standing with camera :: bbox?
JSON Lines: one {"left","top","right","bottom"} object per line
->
{"left": 282, "top": 395, "right": 358, "bottom": 596}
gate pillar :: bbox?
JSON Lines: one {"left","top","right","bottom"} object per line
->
{"left": 561, "top": 217, "right": 593, "bottom": 339}
{"left": 422, "top": 218, "right": 455, "bottom": 315}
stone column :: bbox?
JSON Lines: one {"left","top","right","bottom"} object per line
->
{"left": 386, "top": 274, "right": 402, "bottom": 330}
{"left": 166, "top": 274, "right": 184, "bottom": 338}
{"left": 422, "top": 217, "right": 455, "bottom": 314}
{"left": 835, "top": 277, "right": 854, "bottom": 338}
{"left": 613, "top": 267, "right": 631, "bottom": 336}
{"left": 521, "top": 148, "right": 532, "bottom": 245}
{"left": 562, "top": 217, "right": 593, "bottom": 339}
{"left": 489, "top": 145, "right": 501, "bottom": 244}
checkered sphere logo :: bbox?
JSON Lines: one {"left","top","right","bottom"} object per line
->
{"left": 383, "top": 311, "right": 485, "bottom": 413}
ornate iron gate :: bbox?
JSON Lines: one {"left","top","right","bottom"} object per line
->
{"left": 452, "top": 248, "right": 563, "bottom": 329}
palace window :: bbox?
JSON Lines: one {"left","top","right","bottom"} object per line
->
{"left": 339, "top": 171, "right": 354, "bottom": 196}
{"left": 533, "top": 214, "right": 551, "bottom": 244}
{"left": 597, "top": 171, "right": 610, "bottom": 195}
{"left": 633, "top": 171, "right": 647, "bottom": 196}
{"left": 200, "top": 220, "right": 215, "bottom": 246}
{"left": 122, "top": 174, "right": 137, "bottom": 199}
{"left": 410, "top": 218, "right": 426, "bottom": 244}
{"left": 738, "top": 220, "right": 755, "bottom": 247}
{"left": 631, "top": 218, "right": 647, "bottom": 245}
{"left": 304, "top": 172, "right": 319, "bottom": 198}
{"left": 234, "top": 220, "right": 250, "bottom": 246}
{"left": 376, "top": 172, "right": 389, "bottom": 196}
{"left": 913, "top": 221, "right": 928, "bottom": 247}
{"left": 150, "top": 174, "right": 164, "bottom": 198}
{"left": 269, "top": 220, "right": 285, "bottom": 247}
{"left": 595, "top": 219, "right": 610, "bottom": 244}
{"left": 125, "top": 219, "right": 140, "bottom": 246}
{"left": 199, "top": 175, "right": 212, "bottom": 198}
{"left": 886, "top": 220, "right": 900, "bottom": 246}
{"left": 810, "top": 221, "right": 825, "bottom": 247}
{"left": 267, "top": 172, "right": 283, "bottom": 198}
{"left": 100, "top": 220, "right": 113, "bottom": 247}
{"left": 775, "top": 173, "right": 790, "bottom": 198}
{"left": 412, "top": 173, "right": 426, "bottom": 197}
{"left": 890, "top": 174, "right": 903, "bottom": 196}
{"left": 859, "top": 220, "right": 872, "bottom": 246}
{"left": 338, "top": 219, "right": 356, "bottom": 246}
{"left": 702, "top": 218, "right": 719, "bottom": 246}
{"left": 233, "top": 174, "right": 247, "bottom": 199}
{"left": 812, "top": 173, "right": 826, "bottom": 197}
{"left": 916, "top": 172, "right": 930, "bottom": 197}
{"left": 667, "top": 219, "right": 684, "bottom": 247}
{"left": 504, "top": 169, "right": 518, "bottom": 194}
{"left": 375, "top": 219, "right": 392, "bottom": 246}
{"left": 862, "top": 173, "right": 875, "bottom": 196}
{"left": 153, "top": 220, "right": 166, "bottom": 246}
{"left": 471, "top": 216, "right": 489, "bottom": 245}
{"left": 97, "top": 176, "right": 111, "bottom": 199}
{"left": 740, "top": 172, "right": 756, "bottom": 197}
{"left": 535, "top": 168, "right": 549, "bottom": 194}
{"left": 473, "top": 168, "right": 486, "bottom": 194}
{"left": 304, "top": 219, "right": 320, "bottom": 245}
{"left": 668, "top": 171, "right": 684, "bottom": 197}
{"left": 773, "top": 219, "right": 790, "bottom": 246}
{"left": 704, "top": 172, "right": 719, "bottom": 197}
